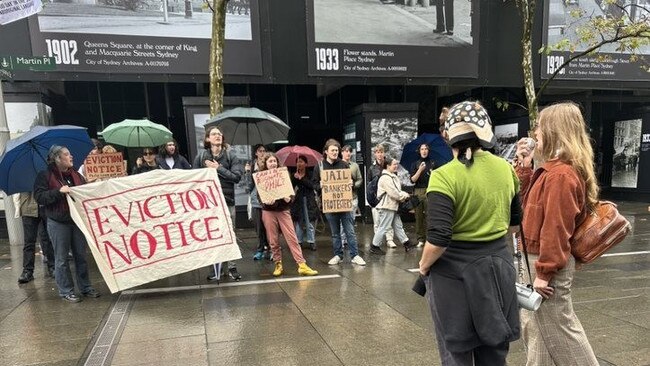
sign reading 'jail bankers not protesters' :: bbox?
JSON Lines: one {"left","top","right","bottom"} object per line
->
{"left": 320, "top": 169, "right": 353, "bottom": 213}
{"left": 66, "top": 169, "right": 241, "bottom": 293}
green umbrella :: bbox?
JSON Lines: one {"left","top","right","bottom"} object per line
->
{"left": 102, "top": 119, "right": 173, "bottom": 147}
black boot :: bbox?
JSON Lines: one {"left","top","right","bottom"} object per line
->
{"left": 228, "top": 267, "right": 242, "bottom": 281}
{"left": 403, "top": 240, "right": 415, "bottom": 252}
{"left": 18, "top": 271, "right": 34, "bottom": 284}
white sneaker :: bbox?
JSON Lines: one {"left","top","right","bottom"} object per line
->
{"left": 387, "top": 240, "right": 397, "bottom": 248}
{"left": 351, "top": 255, "right": 366, "bottom": 266}
{"left": 417, "top": 241, "right": 425, "bottom": 247}
{"left": 328, "top": 256, "right": 342, "bottom": 265}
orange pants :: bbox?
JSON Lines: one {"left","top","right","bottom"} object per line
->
{"left": 262, "top": 209, "right": 305, "bottom": 264}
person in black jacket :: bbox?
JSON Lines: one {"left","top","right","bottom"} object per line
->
{"left": 290, "top": 155, "right": 319, "bottom": 251}
{"left": 312, "top": 139, "right": 366, "bottom": 266}
{"left": 157, "top": 138, "right": 191, "bottom": 170}
{"left": 132, "top": 147, "right": 160, "bottom": 174}
{"left": 33, "top": 145, "right": 100, "bottom": 303}
{"left": 409, "top": 143, "right": 437, "bottom": 247}
{"left": 193, "top": 126, "right": 244, "bottom": 281}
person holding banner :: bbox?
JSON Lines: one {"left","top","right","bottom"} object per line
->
{"left": 312, "top": 139, "right": 366, "bottom": 266}
{"left": 290, "top": 155, "right": 319, "bottom": 252}
{"left": 194, "top": 126, "right": 244, "bottom": 281}
{"left": 132, "top": 147, "right": 160, "bottom": 174}
{"left": 34, "top": 145, "right": 101, "bottom": 303}
{"left": 158, "top": 138, "right": 191, "bottom": 170}
{"left": 259, "top": 153, "right": 319, "bottom": 277}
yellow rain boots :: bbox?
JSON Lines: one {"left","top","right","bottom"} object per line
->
{"left": 273, "top": 261, "right": 283, "bottom": 277}
{"left": 298, "top": 263, "right": 318, "bottom": 276}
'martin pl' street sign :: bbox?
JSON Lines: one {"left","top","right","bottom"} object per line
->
{"left": 0, "top": 55, "right": 55, "bottom": 71}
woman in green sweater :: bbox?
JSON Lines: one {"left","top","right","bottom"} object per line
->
{"left": 419, "top": 101, "right": 521, "bottom": 366}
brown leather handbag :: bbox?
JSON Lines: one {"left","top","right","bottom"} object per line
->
{"left": 570, "top": 201, "right": 631, "bottom": 264}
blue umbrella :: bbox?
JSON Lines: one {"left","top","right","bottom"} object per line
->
{"left": 400, "top": 133, "right": 453, "bottom": 172}
{"left": 0, "top": 125, "right": 94, "bottom": 195}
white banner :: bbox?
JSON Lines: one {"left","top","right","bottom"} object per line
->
{"left": 67, "top": 169, "right": 241, "bottom": 293}
{"left": 0, "top": 0, "right": 42, "bottom": 25}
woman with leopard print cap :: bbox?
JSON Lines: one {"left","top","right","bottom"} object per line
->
{"left": 418, "top": 101, "right": 521, "bottom": 366}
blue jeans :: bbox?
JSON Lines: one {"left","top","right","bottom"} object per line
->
{"left": 325, "top": 212, "right": 358, "bottom": 258}
{"left": 294, "top": 197, "right": 315, "bottom": 243}
{"left": 47, "top": 219, "right": 94, "bottom": 297}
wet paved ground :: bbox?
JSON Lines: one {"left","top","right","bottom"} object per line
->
{"left": 1, "top": 201, "right": 649, "bottom": 365}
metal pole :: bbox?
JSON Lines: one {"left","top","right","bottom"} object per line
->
{"left": 163, "top": 0, "right": 169, "bottom": 23}
{"left": 0, "top": 80, "right": 24, "bottom": 246}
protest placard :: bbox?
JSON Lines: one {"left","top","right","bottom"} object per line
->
{"left": 84, "top": 152, "right": 126, "bottom": 181}
{"left": 67, "top": 169, "right": 241, "bottom": 293}
{"left": 253, "top": 167, "right": 294, "bottom": 203}
{"left": 320, "top": 168, "right": 353, "bottom": 213}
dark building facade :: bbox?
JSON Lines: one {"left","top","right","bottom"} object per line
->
{"left": 1, "top": 0, "right": 649, "bottom": 203}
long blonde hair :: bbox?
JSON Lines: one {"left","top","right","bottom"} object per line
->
{"left": 536, "top": 102, "right": 599, "bottom": 209}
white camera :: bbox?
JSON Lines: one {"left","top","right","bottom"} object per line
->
{"left": 516, "top": 283, "right": 543, "bottom": 311}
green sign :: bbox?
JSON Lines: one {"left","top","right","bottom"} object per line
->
{"left": 0, "top": 56, "right": 56, "bottom": 71}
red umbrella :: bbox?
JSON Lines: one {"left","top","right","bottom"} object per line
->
{"left": 276, "top": 145, "right": 323, "bottom": 167}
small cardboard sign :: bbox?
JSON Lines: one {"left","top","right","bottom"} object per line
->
{"left": 320, "top": 168, "right": 353, "bottom": 213}
{"left": 84, "top": 152, "right": 127, "bottom": 181}
{"left": 253, "top": 167, "right": 294, "bottom": 204}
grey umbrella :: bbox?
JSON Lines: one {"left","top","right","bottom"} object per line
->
{"left": 205, "top": 107, "right": 290, "bottom": 146}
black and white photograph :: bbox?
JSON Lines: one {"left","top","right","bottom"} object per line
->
{"left": 27, "top": 0, "right": 262, "bottom": 75}
{"left": 314, "top": 0, "right": 473, "bottom": 47}
{"left": 35, "top": 0, "right": 252, "bottom": 40}
{"left": 546, "top": 0, "right": 650, "bottom": 55}
{"left": 306, "top": 0, "right": 480, "bottom": 77}
{"left": 542, "top": 0, "right": 650, "bottom": 81}
{"left": 494, "top": 123, "right": 519, "bottom": 162}
{"left": 370, "top": 116, "right": 417, "bottom": 186}
{"left": 611, "top": 118, "right": 642, "bottom": 188}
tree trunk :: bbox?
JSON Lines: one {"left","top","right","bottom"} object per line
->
{"left": 209, "top": 0, "right": 227, "bottom": 117}
{"left": 519, "top": 0, "right": 538, "bottom": 130}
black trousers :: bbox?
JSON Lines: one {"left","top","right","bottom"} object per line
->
{"left": 22, "top": 213, "right": 54, "bottom": 273}
{"left": 252, "top": 207, "right": 268, "bottom": 251}
{"left": 435, "top": 0, "right": 454, "bottom": 32}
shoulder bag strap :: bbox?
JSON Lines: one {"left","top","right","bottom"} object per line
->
{"left": 518, "top": 225, "right": 534, "bottom": 284}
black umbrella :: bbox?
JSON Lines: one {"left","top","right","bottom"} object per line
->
{"left": 205, "top": 107, "right": 290, "bottom": 146}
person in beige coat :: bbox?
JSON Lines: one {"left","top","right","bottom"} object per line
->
{"left": 369, "top": 157, "right": 416, "bottom": 255}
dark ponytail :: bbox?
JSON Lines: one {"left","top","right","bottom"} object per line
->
{"left": 451, "top": 138, "right": 481, "bottom": 167}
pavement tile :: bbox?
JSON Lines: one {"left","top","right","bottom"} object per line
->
{"left": 111, "top": 335, "right": 207, "bottom": 365}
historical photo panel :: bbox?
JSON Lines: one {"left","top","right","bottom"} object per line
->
{"left": 542, "top": 0, "right": 650, "bottom": 81}
{"left": 370, "top": 116, "right": 417, "bottom": 186}
{"left": 27, "top": 0, "right": 262, "bottom": 75}
{"left": 611, "top": 118, "right": 642, "bottom": 188}
{"left": 495, "top": 123, "right": 519, "bottom": 163}
{"left": 306, "top": 0, "right": 480, "bottom": 77}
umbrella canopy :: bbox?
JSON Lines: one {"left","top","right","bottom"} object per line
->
{"left": 400, "top": 133, "right": 453, "bottom": 172}
{"left": 102, "top": 119, "right": 173, "bottom": 147}
{"left": 205, "top": 107, "right": 290, "bottom": 146}
{"left": 276, "top": 145, "right": 323, "bottom": 167}
{"left": 0, "top": 125, "right": 94, "bottom": 195}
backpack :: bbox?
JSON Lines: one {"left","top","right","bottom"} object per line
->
{"left": 366, "top": 173, "right": 387, "bottom": 208}
{"left": 570, "top": 201, "right": 631, "bottom": 264}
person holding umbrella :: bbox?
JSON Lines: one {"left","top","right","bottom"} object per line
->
{"left": 34, "top": 145, "right": 100, "bottom": 303}
{"left": 193, "top": 125, "right": 244, "bottom": 281}
{"left": 158, "top": 138, "right": 191, "bottom": 170}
